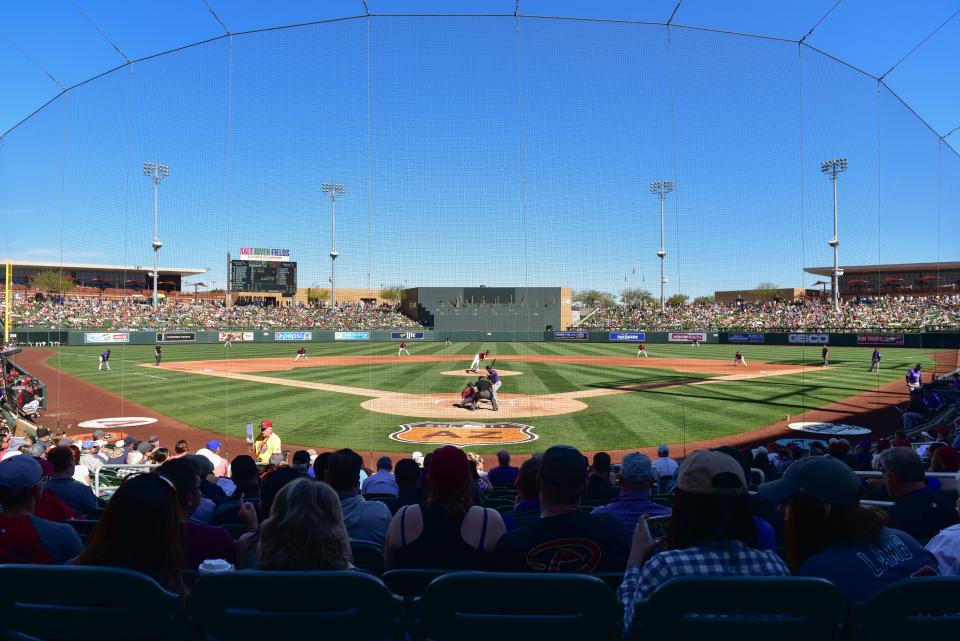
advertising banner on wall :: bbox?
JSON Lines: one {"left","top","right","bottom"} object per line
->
{"left": 788, "top": 333, "right": 829, "bottom": 344}
{"left": 274, "top": 331, "right": 313, "bottom": 341}
{"left": 218, "top": 332, "right": 254, "bottom": 342}
{"left": 609, "top": 332, "right": 646, "bottom": 341}
{"left": 83, "top": 333, "right": 130, "bottom": 344}
{"left": 553, "top": 331, "right": 588, "bottom": 340}
{"left": 856, "top": 334, "right": 905, "bottom": 346}
{"left": 728, "top": 333, "right": 765, "bottom": 343}
{"left": 156, "top": 332, "right": 196, "bottom": 343}
{"left": 668, "top": 332, "right": 707, "bottom": 343}
{"left": 391, "top": 332, "right": 425, "bottom": 340}
{"left": 335, "top": 331, "right": 370, "bottom": 341}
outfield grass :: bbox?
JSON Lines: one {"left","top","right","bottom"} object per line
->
{"left": 43, "top": 342, "right": 938, "bottom": 454}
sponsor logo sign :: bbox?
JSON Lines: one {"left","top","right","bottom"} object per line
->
{"left": 554, "top": 331, "right": 588, "bottom": 340}
{"left": 239, "top": 247, "right": 290, "bottom": 261}
{"left": 156, "top": 332, "right": 195, "bottom": 343}
{"left": 669, "top": 332, "right": 706, "bottom": 343}
{"left": 274, "top": 331, "right": 313, "bottom": 341}
{"left": 335, "top": 331, "right": 370, "bottom": 341}
{"left": 77, "top": 417, "right": 158, "bottom": 429}
{"left": 788, "top": 422, "right": 871, "bottom": 436}
{"left": 788, "top": 333, "right": 829, "bottom": 345}
{"left": 218, "top": 332, "right": 254, "bottom": 342}
{"left": 609, "top": 332, "right": 645, "bottom": 341}
{"left": 83, "top": 332, "right": 130, "bottom": 344}
{"left": 391, "top": 332, "right": 425, "bottom": 340}
{"left": 728, "top": 333, "right": 765, "bottom": 343}
{"left": 856, "top": 334, "right": 905, "bottom": 346}
{"left": 389, "top": 422, "right": 539, "bottom": 447}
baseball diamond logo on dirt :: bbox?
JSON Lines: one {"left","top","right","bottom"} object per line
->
{"left": 389, "top": 422, "right": 539, "bottom": 447}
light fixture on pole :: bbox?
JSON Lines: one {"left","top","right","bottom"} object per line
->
{"left": 820, "top": 157, "right": 848, "bottom": 313}
{"left": 321, "top": 183, "right": 345, "bottom": 307}
{"left": 143, "top": 162, "right": 170, "bottom": 308}
{"left": 650, "top": 180, "right": 674, "bottom": 311}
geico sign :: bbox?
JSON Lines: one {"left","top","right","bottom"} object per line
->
{"left": 788, "top": 334, "right": 829, "bottom": 344}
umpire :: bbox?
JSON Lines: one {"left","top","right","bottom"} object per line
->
{"left": 472, "top": 375, "right": 498, "bottom": 411}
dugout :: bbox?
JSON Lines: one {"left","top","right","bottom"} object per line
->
{"left": 402, "top": 287, "right": 571, "bottom": 332}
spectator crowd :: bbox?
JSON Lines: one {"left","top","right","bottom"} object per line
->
{"left": 581, "top": 295, "right": 960, "bottom": 331}
{"left": 2, "top": 417, "right": 960, "bottom": 637}
{"left": 2, "top": 296, "right": 423, "bottom": 331}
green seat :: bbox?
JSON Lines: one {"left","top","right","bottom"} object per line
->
{"left": 350, "top": 541, "right": 385, "bottom": 576}
{"left": 851, "top": 577, "right": 960, "bottom": 639}
{"left": 635, "top": 576, "right": 844, "bottom": 641}
{"left": 418, "top": 572, "right": 620, "bottom": 641}
{"left": 0, "top": 564, "right": 180, "bottom": 641}
{"left": 188, "top": 570, "right": 402, "bottom": 641}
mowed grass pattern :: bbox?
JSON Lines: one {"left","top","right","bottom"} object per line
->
{"left": 44, "top": 342, "right": 939, "bottom": 453}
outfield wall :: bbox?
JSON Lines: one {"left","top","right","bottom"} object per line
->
{"left": 9, "top": 328, "right": 960, "bottom": 348}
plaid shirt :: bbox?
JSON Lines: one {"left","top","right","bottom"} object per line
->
{"left": 618, "top": 541, "right": 790, "bottom": 633}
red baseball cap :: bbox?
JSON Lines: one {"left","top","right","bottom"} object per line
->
{"left": 261, "top": 420, "right": 272, "bottom": 429}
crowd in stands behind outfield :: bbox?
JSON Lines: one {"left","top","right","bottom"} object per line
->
{"left": 581, "top": 295, "right": 960, "bottom": 331}
{"left": 3, "top": 295, "right": 422, "bottom": 330}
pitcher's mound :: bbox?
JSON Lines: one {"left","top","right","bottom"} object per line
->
{"left": 441, "top": 369, "right": 523, "bottom": 377}
{"left": 362, "top": 393, "right": 584, "bottom": 418}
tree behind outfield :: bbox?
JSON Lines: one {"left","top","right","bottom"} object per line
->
{"left": 692, "top": 295, "right": 715, "bottom": 305}
{"left": 666, "top": 293, "right": 689, "bottom": 307}
{"left": 621, "top": 288, "right": 655, "bottom": 306}
{"left": 29, "top": 269, "right": 76, "bottom": 294}
{"left": 380, "top": 286, "right": 403, "bottom": 303}
{"left": 574, "top": 290, "right": 616, "bottom": 307}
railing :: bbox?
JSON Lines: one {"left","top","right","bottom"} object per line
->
{"left": 92, "top": 464, "right": 157, "bottom": 497}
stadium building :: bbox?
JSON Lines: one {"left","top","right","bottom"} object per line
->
{"left": 804, "top": 262, "right": 960, "bottom": 298}
{"left": 1, "top": 260, "right": 208, "bottom": 295}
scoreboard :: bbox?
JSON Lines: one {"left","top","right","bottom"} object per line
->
{"left": 230, "top": 260, "right": 297, "bottom": 296}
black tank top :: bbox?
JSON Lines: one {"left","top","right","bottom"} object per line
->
{"left": 393, "top": 504, "right": 490, "bottom": 570}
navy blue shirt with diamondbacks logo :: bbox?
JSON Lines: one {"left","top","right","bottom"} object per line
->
{"left": 493, "top": 509, "right": 630, "bottom": 573}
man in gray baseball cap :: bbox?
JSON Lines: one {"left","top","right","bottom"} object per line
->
{"left": 758, "top": 455, "right": 939, "bottom": 603}
{"left": 592, "top": 452, "right": 671, "bottom": 534}
{"left": 0, "top": 456, "right": 83, "bottom": 564}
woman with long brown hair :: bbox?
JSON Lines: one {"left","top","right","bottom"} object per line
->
{"left": 74, "top": 473, "right": 185, "bottom": 594}
{"left": 257, "top": 478, "right": 352, "bottom": 570}
{"left": 385, "top": 446, "right": 505, "bottom": 569}
{"left": 759, "top": 455, "right": 939, "bottom": 603}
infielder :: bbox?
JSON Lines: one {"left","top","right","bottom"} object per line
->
{"left": 98, "top": 350, "right": 111, "bottom": 371}
{"left": 154, "top": 344, "right": 162, "bottom": 366}
{"left": 870, "top": 348, "right": 881, "bottom": 372}
{"left": 223, "top": 333, "right": 233, "bottom": 348}
{"left": 398, "top": 341, "right": 410, "bottom": 356}
{"left": 821, "top": 346, "right": 829, "bottom": 367}
{"left": 294, "top": 347, "right": 308, "bottom": 362}
{"left": 733, "top": 351, "right": 747, "bottom": 367}
{"left": 637, "top": 343, "right": 648, "bottom": 358}
{"left": 691, "top": 337, "right": 700, "bottom": 347}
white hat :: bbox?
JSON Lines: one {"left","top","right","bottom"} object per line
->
{"left": 412, "top": 451, "right": 424, "bottom": 467}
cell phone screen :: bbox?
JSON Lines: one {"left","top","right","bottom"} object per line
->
{"left": 647, "top": 515, "right": 671, "bottom": 539}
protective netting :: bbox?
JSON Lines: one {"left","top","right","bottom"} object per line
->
{"left": 1, "top": 15, "right": 957, "bottom": 460}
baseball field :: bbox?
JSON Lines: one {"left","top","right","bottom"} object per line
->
{"left": 24, "top": 341, "right": 952, "bottom": 457}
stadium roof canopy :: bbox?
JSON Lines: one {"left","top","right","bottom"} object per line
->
{"left": 4, "top": 259, "right": 207, "bottom": 277}
{"left": 0, "top": 1, "right": 957, "bottom": 151}
{"left": 805, "top": 261, "right": 960, "bottom": 276}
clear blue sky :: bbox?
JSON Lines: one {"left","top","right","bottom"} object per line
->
{"left": 1, "top": 2, "right": 958, "bottom": 299}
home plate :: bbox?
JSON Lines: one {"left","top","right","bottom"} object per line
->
{"left": 760, "top": 370, "right": 768, "bottom": 374}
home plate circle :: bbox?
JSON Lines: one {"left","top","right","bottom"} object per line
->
{"left": 788, "top": 421, "right": 871, "bottom": 436}
{"left": 441, "top": 369, "right": 523, "bottom": 377}
{"left": 77, "top": 417, "right": 159, "bottom": 429}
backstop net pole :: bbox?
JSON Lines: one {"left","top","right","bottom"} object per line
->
{"left": 4, "top": 259, "right": 10, "bottom": 343}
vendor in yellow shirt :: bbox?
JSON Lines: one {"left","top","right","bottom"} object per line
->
{"left": 250, "top": 420, "right": 282, "bottom": 464}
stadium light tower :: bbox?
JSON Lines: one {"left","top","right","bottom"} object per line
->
{"left": 143, "top": 162, "right": 170, "bottom": 308}
{"left": 650, "top": 181, "right": 674, "bottom": 311}
{"left": 322, "top": 183, "right": 345, "bottom": 306}
{"left": 821, "top": 157, "right": 848, "bottom": 313}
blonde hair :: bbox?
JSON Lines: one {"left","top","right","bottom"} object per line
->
{"left": 256, "top": 479, "right": 353, "bottom": 571}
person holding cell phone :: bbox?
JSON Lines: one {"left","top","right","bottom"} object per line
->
{"left": 618, "top": 451, "right": 790, "bottom": 636}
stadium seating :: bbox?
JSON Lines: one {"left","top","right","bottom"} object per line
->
{"left": 850, "top": 576, "right": 960, "bottom": 639}
{"left": 188, "top": 570, "right": 402, "bottom": 641}
{"left": 417, "top": 572, "right": 621, "bottom": 641}
{"left": 0, "top": 565, "right": 181, "bottom": 641}
{"left": 350, "top": 541, "right": 386, "bottom": 576}
{"left": 633, "top": 576, "right": 846, "bottom": 641}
